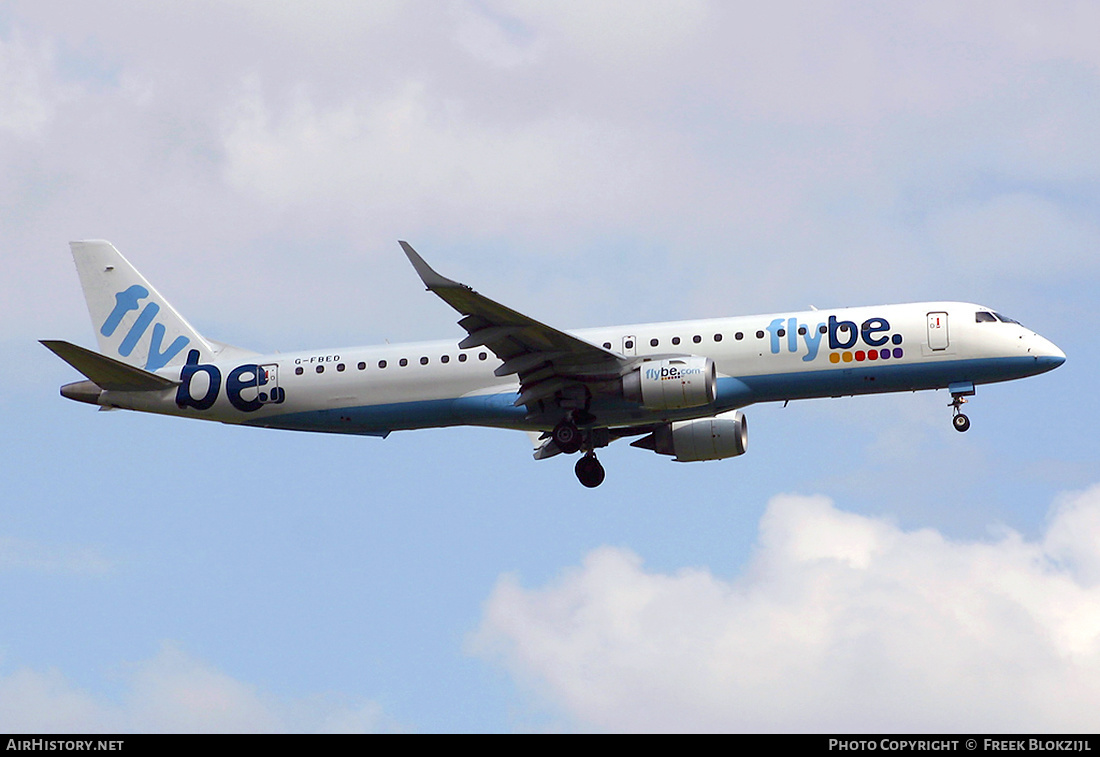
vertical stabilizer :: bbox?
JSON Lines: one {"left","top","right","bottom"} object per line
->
{"left": 70, "top": 240, "right": 216, "bottom": 371}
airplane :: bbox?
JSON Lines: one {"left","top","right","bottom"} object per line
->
{"left": 42, "top": 240, "right": 1066, "bottom": 488}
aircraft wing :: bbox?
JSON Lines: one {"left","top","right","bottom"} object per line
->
{"left": 400, "top": 242, "right": 628, "bottom": 410}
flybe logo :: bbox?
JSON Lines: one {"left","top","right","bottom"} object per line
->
{"left": 644, "top": 365, "right": 703, "bottom": 381}
{"left": 101, "top": 285, "right": 189, "bottom": 371}
{"left": 175, "top": 350, "right": 285, "bottom": 412}
{"left": 766, "top": 315, "right": 904, "bottom": 363}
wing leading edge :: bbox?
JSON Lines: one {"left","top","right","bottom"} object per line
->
{"left": 399, "top": 242, "right": 629, "bottom": 415}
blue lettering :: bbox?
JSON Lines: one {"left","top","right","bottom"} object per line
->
{"left": 766, "top": 318, "right": 785, "bottom": 354}
{"left": 861, "top": 318, "right": 891, "bottom": 347}
{"left": 101, "top": 285, "right": 148, "bottom": 338}
{"left": 787, "top": 318, "right": 798, "bottom": 353}
{"left": 145, "top": 323, "right": 189, "bottom": 371}
{"left": 175, "top": 350, "right": 220, "bottom": 410}
{"left": 828, "top": 315, "right": 859, "bottom": 350}
{"left": 118, "top": 302, "right": 160, "bottom": 357}
{"left": 227, "top": 364, "right": 266, "bottom": 412}
{"left": 801, "top": 322, "right": 824, "bottom": 362}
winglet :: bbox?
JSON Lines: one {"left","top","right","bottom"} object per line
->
{"left": 399, "top": 241, "right": 467, "bottom": 291}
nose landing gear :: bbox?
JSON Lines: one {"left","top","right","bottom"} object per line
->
{"left": 952, "top": 408, "right": 971, "bottom": 432}
{"left": 948, "top": 381, "right": 975, "bottom": 432}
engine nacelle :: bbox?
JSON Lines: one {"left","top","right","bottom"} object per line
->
{"left": 632, "top": 411, "right": 748, "bottom": 462}
{"left": 622, "top": 357, "right": 716, "bottom": 410}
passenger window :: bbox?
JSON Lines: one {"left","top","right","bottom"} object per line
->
{"left": 713, "top": 334, "right": 722, "bottom": 342}
{"left": 735, "top": 332, "right": 744, "bottom": 340}
{"left": 337, "top": 363, "right": 345, "bottom": 372}
{"left": 441, "top": 355, "right": 450, "bottom": 363}
{"left": 798, "top": 326, "right": 807, "bottom": 335}
{"left": 458, "top": 353, "right": 467, "bottom": 362}
{"left": 316, "top": 365, "right": 324, "bottom": 374}
{"left": 357, "top": 361, "right": 366, "bottom": 370}
{"left": 693, "top": 335, "right": 701, "bottom": 344}
{"left": 478, "top": 352, "right": 487, "bottom": 360}
{"left": 650, "top": 338, "right": 659, "bottom": 347}
{"left": 672, "top": 337, "right": 681, "bottom": 345}
{"left": 819, "top": 325, "right": 827, "bottom": 334}
{"left": 777, "top": 328, "right": 786, "bottom": 337}
{"left": 379, "top": 360, "right": 387, "bottom": 369}
{"left": 399, "top": 358, "right": 408, "bottom": 367}
{"left": 295, "top": 366, "right": 304, "bottom": 375}
{"left": 756, "top": 331, "right": 764, "bottom": 339}
{"left": 420, "top": 357, "right": 429, "bottom": 365}
{"left": 625, "top": 340, "right": 634, "bottom": 350}
{"left": 603, "top": 342, "right": 612, "bottom": 349}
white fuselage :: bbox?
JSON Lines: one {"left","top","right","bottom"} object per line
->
{"left": 103, "top": 301, "right": 1065, "bottom": 437}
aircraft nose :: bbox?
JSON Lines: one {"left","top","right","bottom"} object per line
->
{"left": 1031, "top": 335, "right": 1066, "bottom": 371}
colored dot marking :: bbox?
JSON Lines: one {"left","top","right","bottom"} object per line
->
{"left": 893, "top": 347, "right": 903, "bottom": 358}
{"left": 892, "top": 334, "right": 903, "bottom": 345}
{"left": 880, "top": 348, "right": 890, "bottom": 359}
{"left": 830, "top": 353, "right": 840, "bottom": 363}
{"left": 855, "top": 350, "right": 865, "bottom": 361}
{"left": 868, "top": 350, "right": 877, "bottom": 360}
{"left": 842, "top": 352, "right": 853, "bottom": 362}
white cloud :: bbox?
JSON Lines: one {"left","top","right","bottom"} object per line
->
{"left": 472, "top": 485, "right": 1100, "bottom": 732}
{"left": 219, "top": 79, "right": 676, "bottom": 239}
{"left": 0, "top": 643, "right": 396, "bottom": 733}
{"left": 0, "top": 33, "right": 58, "bottom": 139}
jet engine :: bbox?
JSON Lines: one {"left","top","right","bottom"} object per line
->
{"left": 631, "top": 411, "right": 748, "bottom": 462}
{"left": 622, "top": 357, "right": 716, "bottom": 410}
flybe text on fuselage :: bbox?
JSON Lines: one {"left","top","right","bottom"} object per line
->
{"left": 175, "top": 350, "right": 285, "bottom": 412}
{"left": 764, "top": 314, "right": 905, "bottom": 363}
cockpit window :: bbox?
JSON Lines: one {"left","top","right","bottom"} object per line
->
{"left": 975, "top": 311, "right": 997, "bottom": 323}
{"left": 994, "top": 312, "right": 1021, "bottom": 325}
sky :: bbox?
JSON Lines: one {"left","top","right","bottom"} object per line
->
{"left": 1, "top": 0, "right": 1099, "bottom": 733}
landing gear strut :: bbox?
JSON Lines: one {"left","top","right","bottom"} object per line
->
{"left": 947, "top": 382, "right": 975, "bottom": 433}
{"left": 575, "top": 452, "right": 605, "bottom": 488}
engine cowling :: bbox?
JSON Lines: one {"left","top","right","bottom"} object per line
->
{"left": 632, "top": 411, "right": 748, "bottom": 462}
{"left": 622, "top": 357, "right": 716, "bottom": 410}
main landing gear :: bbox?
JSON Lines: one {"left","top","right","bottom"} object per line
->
{"left": 575, "top": 452, "right": 606, "bottom": 488}
{"left": 552, "top": 417, "right": 606, "bottom": 488}
{"left": 552, "top": 418, "right": 583, "bottom": 454}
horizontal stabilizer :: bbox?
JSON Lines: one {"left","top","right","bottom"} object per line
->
{"left": 41, "top": 340, "right": 178, "bottom": 392}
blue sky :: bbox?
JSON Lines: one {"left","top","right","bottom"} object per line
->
{"left": 2, "top": 1, "right": 1099, "bottom": 732}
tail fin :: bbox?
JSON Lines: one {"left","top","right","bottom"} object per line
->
{"left": 70, "top": 240, "right": 217, "bottom": 371}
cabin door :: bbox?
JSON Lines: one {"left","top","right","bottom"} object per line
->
{"left": 927, "top": 312, "right": 949, "bottom": 351}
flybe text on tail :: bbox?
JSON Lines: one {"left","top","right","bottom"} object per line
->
{"left": 101, "top": 285, "right": 190, "bottom": 371}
